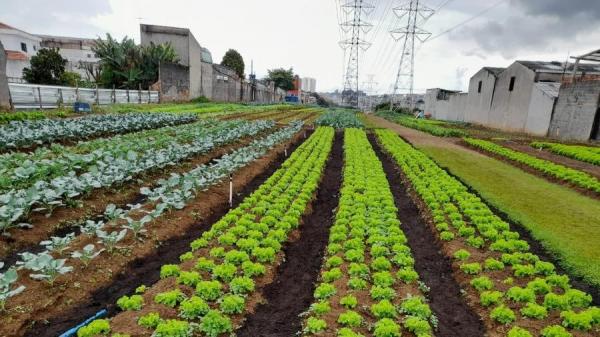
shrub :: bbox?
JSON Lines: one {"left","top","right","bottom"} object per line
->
{"left": 199, "top": 310, "right": 233, "bottom": 337}
{"left": 337, "top": 310, "right": 362, "bottom": 327}
{"left": 116, "top": 294, "right": 144, "bottom": 311}
{"left": 470, "top": 276, "right": 494, "bottom": 292}
{"left": 370, "top": 300, "right": 397, "bottom": 319}
{"left": 520, "top": 302, "right": 548, "bottom": 319}
{"left": 490, "top": 305, "right": 516, "bottom": 324}
{"left": 77, "top": 319, "right": 110, "bottom": 337}
{"left": 153, "top": 320, "right": 191, "bottom": 337}
{"left": 373, "top": 318, "right": 401, "bottom": 337}
{"left": 138, "top": 312, "right": 161, "bottom": 328}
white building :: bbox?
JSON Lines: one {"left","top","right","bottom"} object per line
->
{"left": 301, "top": 77, "right": 316, "bottom": 92}
{"left": 0, "top": 22, "right": 41, "bottom": 81}
{"left": 37, "top": 35, "right": 99, "bottom": 81}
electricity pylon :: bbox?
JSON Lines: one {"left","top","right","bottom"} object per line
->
{"left": 339, "top": 0, "right": 374, "bottom": 107}
{"left": 389, "top": 0, "right": 433, "bottom": 111}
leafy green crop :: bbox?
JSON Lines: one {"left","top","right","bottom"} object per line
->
{"left": 532, "top": 142, "right": 600, "bottom": 165}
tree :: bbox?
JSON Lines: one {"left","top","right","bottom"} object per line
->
{"left": 266, "top": 68, "right": 295, "bottom": 91}
{"left": 92, "top": 34, "right": 178, "bottom": 89}
{"left": 220, "top": 49, "right": 245, "bottom": 78}
{"left": 22, "top": 48, "right": 67, "bottom": 85}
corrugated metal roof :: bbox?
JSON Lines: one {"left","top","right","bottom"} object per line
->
{"left": 535, "top": 82, "right": 561, "bottom": 98}
{"left": 518, "top": 60, "right": 600, "bottom": 74}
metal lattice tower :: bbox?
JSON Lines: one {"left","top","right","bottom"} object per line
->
{"left": 339, "top": 0, "right": 374, "bottom": 107}
{"left": 389, "top": 0, "right": 434, "bottom": 111}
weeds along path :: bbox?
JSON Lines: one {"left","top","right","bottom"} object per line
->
{"left": 236, "top": 132, "right": 343, "bottom": 337}
{"left": 18, "top": 132, "right": 311, "bottom": 337}
{"left": 369, "top": 134, "right": 486, "bottom": 337}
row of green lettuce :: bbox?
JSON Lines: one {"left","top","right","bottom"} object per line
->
{"left": 375, "top": 111, "right": 467, "bottom": 137}
{"left": 531, "top": 142, "right": 600, "bottom": 166}
{"left": 303, "top": 128, "right": 434, "bottom": 337}
{"left": 376, "top": 129, "right": 599, "bottom": 337}
{"left": 465, "top": 138, "right": 600, "bottom": 194}
{"left": 75, "top": 127, "right": 334, "bottom": 337}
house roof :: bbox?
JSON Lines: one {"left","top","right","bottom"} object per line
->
{"left": 5, "top": 50, "right": 27, "bottom": 61}
{"left": 483, "top": 67, "right": 505, "bottom": 76}
{"left": 517, "top": 60, "right": 600, "bottom": 74}
{"left": 0, "top": 22, "right": 42, "bottom": 41}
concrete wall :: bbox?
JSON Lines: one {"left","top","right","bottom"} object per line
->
{"left": 424, "top": 88, "right": 459, "bottom": 121}
{"left": 0, "top": 41, "right": 11, "bottom": 109}
{"left": 448, "top": 93, "right": 468, "bottom": 122}
{"left": 158, "top": 62, "right": 190, "bottom": 102}
{"left": 465, "top": 69, "right": 498, "bottom": 125}
{"left": 524, "top": 83, "right": 556, "bottom": 136}
{"left": 200, "top": 61, "right": 213, "bottom": 99}
{"left": 489, "top": 62, "right": 536, "bottom": 132}
{"left": 549, "top": 80, "right": 600, "bottom": 141}
{"left": 140, "top": 24, "right": 202, "bottom": 99}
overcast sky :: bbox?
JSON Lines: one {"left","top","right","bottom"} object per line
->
{"left": 2, "top": 0, "right": 599, "bottom": 93}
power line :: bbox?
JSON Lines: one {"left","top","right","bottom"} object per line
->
{"left": 428, "top": 0, "right": 508, "bottom": 42}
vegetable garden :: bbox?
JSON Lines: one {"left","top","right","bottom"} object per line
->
{"left": 0, "top": 104, "right": 598, "bottom": 337}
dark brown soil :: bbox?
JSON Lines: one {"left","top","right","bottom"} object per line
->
{"left": 19, "top": 131, "right": 312, "bottom": 337}
{"left": 236, "top": 131, "right": 343, "bottom": 337}
{"left": 369, "top": 134, "right": 486, "bottom": 337}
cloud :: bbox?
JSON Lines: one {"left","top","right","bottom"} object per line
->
{"left": 448, "top": 0, "right": 600, "bottom": 59}
{"left": 0, "top": 0, "right": 111, "bottom": 37}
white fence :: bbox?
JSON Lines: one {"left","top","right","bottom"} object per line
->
{"left": 8, "top": 83, "right": 160, "bottom": 109}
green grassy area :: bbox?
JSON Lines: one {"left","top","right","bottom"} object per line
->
{"left": 420, "top": 144, "right": 600, "bottom": 287}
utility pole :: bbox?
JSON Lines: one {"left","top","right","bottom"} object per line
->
{"left": 339, "top": 0, "right": 374, "bottom": 107}
{"left": 389, "top": 0, "right": 433, "bottom": 112}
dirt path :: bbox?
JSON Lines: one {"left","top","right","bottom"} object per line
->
{"left": 236, "top": 131, "right": 343, "bottom": 337}
{"left": 8, "top": 132, "right": 309, "bottom": 337}
{"left": 370, "top": 134, "right": 485, "bottom": 337}
{"left": 501, "top": 141, "right": 600, "bottom": 179}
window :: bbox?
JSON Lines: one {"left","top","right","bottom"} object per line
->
{"left": 477, "top": 81, "right": 482, "bottom": 93}
{"left": 33, "top": 45, "right": 37, "bottom": 51}
{"left": 20, "top": 42, "right": 27, "bottom": 52}
{"left": 509, "top": 76, "right": 516, "bottom": 91}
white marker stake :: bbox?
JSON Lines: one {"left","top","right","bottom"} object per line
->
{"left": 284, "top": 148, "right": 288, "bottom": 157}
{"left": 229, "top": 174, "right": 233, "bottom": 207}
